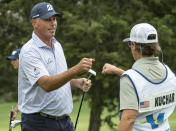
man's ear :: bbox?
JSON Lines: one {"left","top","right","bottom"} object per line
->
{"left": 31, "top": 19, "right": 39, "bottom": 28}
{"left": 132, "top": 43, "right": 138, "bottom": 51}
{"left": 131, "top": 42, "right": 135, "bottom": 49}
{"left": 31, "top": 19, "right": 35, "bottom": 27}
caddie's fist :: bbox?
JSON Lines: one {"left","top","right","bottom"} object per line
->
{"left": 102, "top": 63, "right": 125, "bottom": 76}
{"left": 102, "top": 63, "right": 116, "bottom": 74}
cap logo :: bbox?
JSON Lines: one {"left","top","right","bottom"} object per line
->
{"left": 47, "top": 4, "right": 53, "bottom": 11}
{"left": 12, "top": 51, "right": 17, "bottom": 55}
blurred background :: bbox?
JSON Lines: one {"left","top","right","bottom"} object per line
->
{"left": 0, "top": 0, "right": 176, "bottom": 130}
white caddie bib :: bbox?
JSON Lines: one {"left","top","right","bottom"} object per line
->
{"left": 121, "top": 64, "right": 176, "bottom": 131}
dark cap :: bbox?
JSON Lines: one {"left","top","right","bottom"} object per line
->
{"left": 30, "top": 2, "right": 62, "bottom": 20}
{"left": 7, "top": 49, "right": 21, "bottom": 60}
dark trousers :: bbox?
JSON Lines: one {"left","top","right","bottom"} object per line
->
{"left": 21, "top": 113, "right": 75, "bottom": 131}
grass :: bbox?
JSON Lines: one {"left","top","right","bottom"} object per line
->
{"left": 0, "top": 102, "right": 176, "bottom": 131}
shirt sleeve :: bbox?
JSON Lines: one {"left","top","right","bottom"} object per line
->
{"left": 21, "top": 51, "right": 49, "bottom": 87}
{"left": 120, "top": 76, "right": 138, "bottom": 111}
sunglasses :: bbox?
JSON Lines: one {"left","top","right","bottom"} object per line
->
{"left": 128, "top": 42, "right": 132, "bottom": 47}
{"left": 128, "top": 41, "right": 136, "bottom": 47}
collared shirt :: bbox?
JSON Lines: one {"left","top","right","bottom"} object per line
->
{"left": 18, "top": 32, "right": 73, "bottom": 116}
{"left": 122, "top": 63, "right": 175, "bottom": 131}
{"left": 120, "top": 57, "right": 166, "bottom": 110}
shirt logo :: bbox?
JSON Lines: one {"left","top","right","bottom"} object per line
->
{"left": 47, "top": 4, "right": 53, "bottom": 11}
{"left": 139, "top": 113, "right": 165, "bottom": 129}
{"left": 34, "top": 67, "right": 40, "bottom": 77}
{"left": 47, "top": 58, "right": 53, "bottom": 64}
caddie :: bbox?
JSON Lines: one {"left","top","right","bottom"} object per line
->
{"left": 102, "top": 23, "right": 176, "bottom": 131}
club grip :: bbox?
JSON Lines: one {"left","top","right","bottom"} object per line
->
{"left": 10, "top": 111, "right": 14, "bottom": 121}
{"left": 9, "top": 111, "right": 13, "bottom": 131}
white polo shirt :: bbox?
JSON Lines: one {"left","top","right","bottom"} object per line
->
{"left": 18, "top": 32, "right": 73, "bottom": 116}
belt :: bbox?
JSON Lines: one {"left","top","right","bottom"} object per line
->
{"left": 40, "top": 112, "right": 67, "bottom": 120}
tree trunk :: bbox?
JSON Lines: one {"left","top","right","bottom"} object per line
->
{"left": 88, "top": 104, "right": 102, "bottom": 131}
{"left": 88, "top": 83, "right": 103, "bottom": 131}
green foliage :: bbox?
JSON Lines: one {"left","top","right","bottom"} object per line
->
{"left": 0, "top": 0, "right": 176, "bottom": 130}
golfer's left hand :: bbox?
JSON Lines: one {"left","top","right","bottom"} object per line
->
{"left": 8, "top": 110, "right": 18, "bottom": 121}
{"left": 12, "top": 110, "right": 18, "bottom": 120}
{"left": 80, "top": 78, "right": 91, "bottom": 92}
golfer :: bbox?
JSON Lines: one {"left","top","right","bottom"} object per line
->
{"left": 7, "top": 49, "right": 21, "bottom": 120}
{"left": 18, "top": 2, "right": 94, "bottom": 131}
{"left": 102, "top": 23, "right": 176, "bottom": 131}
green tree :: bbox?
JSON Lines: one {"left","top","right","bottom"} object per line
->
{"left": 0, "top": 0, "right": 176, "bottom": 131}
{"left": 0, "top": 0, "right": 31, "bottom": 102}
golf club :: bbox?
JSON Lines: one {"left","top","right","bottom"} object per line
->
{"left": 9, "top": 108, "right": 13, "bottom": 131}
{"left": 10, "top": 120, "right": 21, "bottom": 128}
{"left": 74, "top": 69, "right": 96, "bottom": 130}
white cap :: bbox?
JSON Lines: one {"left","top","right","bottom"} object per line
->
{"left": 123, "top": 23, "right": 158, "bottom": 44}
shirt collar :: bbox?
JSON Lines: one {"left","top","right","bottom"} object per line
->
{"left": 32, "top": 32, "right": 57, "bottom": 49}
{"left": 132, "top": 57, "right": 160, "bottom": 68}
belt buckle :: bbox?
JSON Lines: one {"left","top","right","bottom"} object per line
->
{"left": 56, "top": 116, "right": 60, "bottom": 120}
{"left": 40, "top": 112, "right": 47, "bottom": 117}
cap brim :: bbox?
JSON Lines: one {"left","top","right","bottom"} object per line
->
{"left": 123, "top": 38, "right": 130, "bottom": 43}
{"left": 7, "top": 56, "right": 17, "bottom": 60}
{"left": 41, "top": 12, "right": 62, "bottom": 19}
{"left": 55, "top": 13, "right": 62, "bottom": 18}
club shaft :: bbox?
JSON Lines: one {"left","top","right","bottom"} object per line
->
{"left": 9, "top": 111, "right": 13, "bottom": 131}
{"left": 74, "top": 92, "right": 85, "bottom": 130}
{"left": 87, "top": 74, "right": 92, "bottom": 80}
{"left": 75, "top": 74, "right": 93, "bottom": 130}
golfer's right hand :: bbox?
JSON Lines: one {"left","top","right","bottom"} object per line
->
{"left": 74, "top": 58, "right": 95, "bottom": 74}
